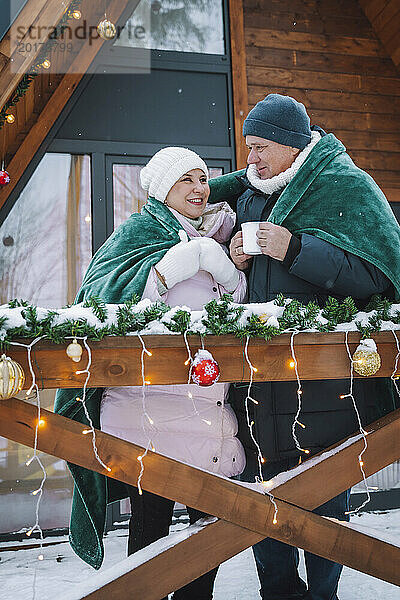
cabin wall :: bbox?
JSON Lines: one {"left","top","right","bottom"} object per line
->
{"left": 359, "top": 0, "right": 400, "bottom": 68}
{"left": 241, "top": 0, "right": 400, "bottom": 203}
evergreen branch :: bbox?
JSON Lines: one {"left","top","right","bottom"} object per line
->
{"left": 166, "top": 309, "right": 192, "bottom": 333}
{"left": 83, "top": 296, "right": 108, "bottom": 322}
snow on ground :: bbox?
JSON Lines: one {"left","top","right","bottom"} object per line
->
{"left": 1, "top": 510, "right": 399, "bottom": 600}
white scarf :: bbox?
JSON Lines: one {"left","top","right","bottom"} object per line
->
{"left": 246, "top": 131, "right": 321, "bottom": 196}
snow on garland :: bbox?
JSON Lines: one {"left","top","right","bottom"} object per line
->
{"left": 0, "top": 293, "right": 400, "bottom": 347}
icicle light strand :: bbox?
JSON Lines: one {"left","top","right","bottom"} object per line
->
{"left": 390, "top": 330, "right": 400, "bottom": 399}
{"left": 136, "top": 334, "right": 155, "bottom": 494}
{"left": 289, "top": 331, "right": 309, "bottom": 455}
{"left": 74, "top": 337, "right": 111, "bottom": 472}
{"left": 244, "top": 337, "right": 278, "bottom": 524}
{"left": 10, "top": 338, "right": 47, "bottom": 558}
{"left": 343, "top": 332, "right": 370, "bottom": 513}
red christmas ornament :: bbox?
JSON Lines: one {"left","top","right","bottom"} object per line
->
{"left": 191, "top": 349, "right": 220, "bottom": 387}
{"left": 0, "top": 170, "right": 10, "bottom": 186}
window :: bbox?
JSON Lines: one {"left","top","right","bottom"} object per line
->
{"left": 114, "top": 0, "right": 225, "bottom": 55}
{"left": 0, "top": 153, "right": 92, "bottom": 307}
{"left": 113, "top": 163, "right": 223, "bottom": 229}
{"left": 0, "top": 153, "right": 92, "bottom": 534}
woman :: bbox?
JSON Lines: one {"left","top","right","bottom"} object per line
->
{"left": 54, "top": 147, "right": 246, "bottom": 599}
{"left": 102, "top": 147, "right": 246, "bottom": 598}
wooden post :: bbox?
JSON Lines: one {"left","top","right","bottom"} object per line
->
{"left": 228, "top": 0, "right": 249, "bottom": 169}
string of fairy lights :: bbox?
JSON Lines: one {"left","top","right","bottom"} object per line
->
{"left": 8, "top": 337, "right": 47, "bottom": 562}
{"left": 243, "top": 336, "right": 279, "bottom": 525}
{"left": 289, "top": 331, "right": 309, "bottom": 457}
{"left": 136, "top": 333, "right": 154, "bottom": 496}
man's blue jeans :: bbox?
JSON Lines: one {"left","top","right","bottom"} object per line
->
{"left": 253, "top": 460, "right": 350, "bottom": 600}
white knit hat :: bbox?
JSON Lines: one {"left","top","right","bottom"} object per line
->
{"left": 140, "top": 147, "right": 209, "bottom": 203}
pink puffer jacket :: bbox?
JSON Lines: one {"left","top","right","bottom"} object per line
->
{"left": 100, "top": 203, "right": 247, "bottom": 477}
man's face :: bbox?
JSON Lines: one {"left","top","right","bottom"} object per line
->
{"left": 246, "top": 135, "right": 300, "bottom": 179}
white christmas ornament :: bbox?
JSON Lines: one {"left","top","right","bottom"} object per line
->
{"left": 66, "top": 338, "right": 83, "bottom": 362}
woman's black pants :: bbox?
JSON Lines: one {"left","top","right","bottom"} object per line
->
{"left": 125, "top": 485, "right": 219, "bottom": 599}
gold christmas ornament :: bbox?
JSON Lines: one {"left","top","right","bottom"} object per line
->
{"left": 66, "top": 338, "right": 83, "bottom": 363}
{"left": 258, "top": 313, "right": 271, "bottom": 323}
{"left": 97, "top": 19, "right": 117, "bottom": 40}
{"left": 0, "top": 354, "right": 25, "bottom": 399}
{"left": 352, "top": 339, "right": 381, "bottom": 377}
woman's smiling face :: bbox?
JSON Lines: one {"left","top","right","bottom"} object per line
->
{"left": 165, "top": 169, "right": 210, "bottom": 219}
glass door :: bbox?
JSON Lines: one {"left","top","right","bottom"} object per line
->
{"left": 105, "top": 155, "right": 227, "bottom": 232}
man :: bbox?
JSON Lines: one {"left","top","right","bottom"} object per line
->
{"left": 209, "top": 93, "right": 400, "bottom": 600}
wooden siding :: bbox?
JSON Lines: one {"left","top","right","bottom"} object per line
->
{"left": 360, "top": 0, "right": 400, "bottom": 67}
{"left": 242, "top": 0, "right": 400, "bottom": 202}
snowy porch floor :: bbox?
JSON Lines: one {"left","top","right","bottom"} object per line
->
{"left": 1, "top": 510, "right": 399, "bottom": 600}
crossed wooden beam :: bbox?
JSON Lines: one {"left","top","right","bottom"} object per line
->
{"left": 1, "top": 333, "right": 400, "bottom": 598}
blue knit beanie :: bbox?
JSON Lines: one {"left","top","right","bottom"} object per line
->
{"left": 243, "top": 94, "right": 311, "bottom": 150}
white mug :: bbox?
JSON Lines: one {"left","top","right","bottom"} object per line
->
{"left": 242, "top": 221, "right": 262, "bottom": 255}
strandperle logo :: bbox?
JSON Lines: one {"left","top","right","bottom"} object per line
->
{"left": 9, "top": 0, "right": 151, "bottom": 75}
{"left": 15, "top": 20, "right": 146, "bottom": 46}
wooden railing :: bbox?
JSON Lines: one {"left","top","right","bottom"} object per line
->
{"left": 8, "top": 330, "right": 400, "bottom": 388}
{"left": 1, "top": 332, "right": 400, "bottom": 599}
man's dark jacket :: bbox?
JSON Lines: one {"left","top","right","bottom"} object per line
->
{"left": 209, "top": 132, "right": 399, "bottom": 480}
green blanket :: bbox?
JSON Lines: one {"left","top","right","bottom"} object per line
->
{"left": 208, "top": 133, "right": 400, "bottom": 298}
{"left": 54, "top": 198, "right": 185, "bottom": 569}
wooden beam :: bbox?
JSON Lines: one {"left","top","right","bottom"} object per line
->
{"left": 359, "top": 0, "right": 388, "bottom": 24}
{"left": 67, "top": 515, "right": 400, "bottom": 600}
{"left": 63, "top": 407, "right": 400, "bottom": 599}
{"left": 359, "top": 0, "right": 400, "bottom": 69}
{"left": 0, "top": 0, "right": 48, "bottom": 59}
{"left": 0, "top": 398, "right": 399, "bottom": 590}
{"left": 6, "top": 331, "right": 400, "bottom": 389}
{"left": 228, "top": 0, "right": 249, "bottom": 169}
{"left": 0, "top": 0, "right": 77, "bottom": 110}
{"left": 0, "top": 0, "right": 136, "bottom": 212}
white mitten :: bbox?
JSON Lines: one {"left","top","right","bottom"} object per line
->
{"left": 199, "top": 237, "right": 240, "bottom": 292}
{"left": 155, "top": 238, "right": 203, "bottom": 289}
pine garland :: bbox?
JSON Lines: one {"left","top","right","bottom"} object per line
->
{"left": 1, "top": 294, "right": 400, "bottom": 350}
{"left": 0, "top": 0, "right": 83, "bottom": 131}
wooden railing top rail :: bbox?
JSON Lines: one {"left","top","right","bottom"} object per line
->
{"left": 7, "top": 330, "right": 400, "bottom": 388}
